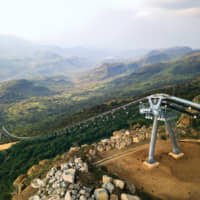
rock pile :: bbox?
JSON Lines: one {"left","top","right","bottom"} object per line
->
{"left": 29, "top": 157, "right": 141, "bottom": 200}
{"left": 87, "top": 127, "right": 151, "bottom": 157}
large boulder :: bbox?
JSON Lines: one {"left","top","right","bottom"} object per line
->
{"left": 121, "top": 194, "right": 140, "bottom": 200}
{"left": 94, "top": 188, "right": 109, "bottom": 200}
{"left": 63, "top": 169, "right": 76, "bottom": 183}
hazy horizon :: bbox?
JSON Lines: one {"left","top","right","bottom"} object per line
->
{"left": 0, "top": 0, "right": 200, "bottom": 50}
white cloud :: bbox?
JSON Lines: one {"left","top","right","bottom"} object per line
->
{"left": 0, "top": 0, "right": 199, "bottom": 49}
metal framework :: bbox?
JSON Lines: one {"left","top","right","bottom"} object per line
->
{"left": 140, "top": 93, "right": 200, "bottom": 166}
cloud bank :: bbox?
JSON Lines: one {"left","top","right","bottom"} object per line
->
{"left": 0, "top": 0, "right": 199, "bottom": 49}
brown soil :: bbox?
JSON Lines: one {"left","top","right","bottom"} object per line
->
{"left": 98, "top": 139, "right": 200, "bottom": 200}
{"left": 0, "top": 141, "right": 18, "bottom": 151}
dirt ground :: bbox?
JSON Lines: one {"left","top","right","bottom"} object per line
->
{"left": 0, "top": 141, "right": 18, "bottom": 151}
{"left": 98, "top": 140, "right": 200, "bottom": 200}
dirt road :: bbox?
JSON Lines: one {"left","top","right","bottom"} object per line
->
{"left": 96, "top": 140, "right": 200, "bottom": 200}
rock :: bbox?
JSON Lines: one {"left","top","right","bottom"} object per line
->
{"left": 31, "top": 178, "right": 45, "bottom": 188}
{"left": 89, "top": 149, "right": 96, "bottom": 156}
{"left": 47, "top": 167, "right": 57, "bottom": 178}
{"left": 94, "top": 188, "right": 109, "bottom": 200}
{"left": 110, "top": 194, "right": 119, "bottom": 200}
{"left": 83, "top": 186, "right": 92, "bottom": 194}
{"left": 121, "top": 194, "right": 141, "bottom": 200}
{"left": 29, "top": 195, "right": 40, "bottom": 200}
{"left": 133, "top": 137, "right": 139, "bottom": 143}
{"left": 113, "top": 179, "right": 125, "bottom": 190}
{"left": 81, "top": 144, "right": 88, "bottom": 148}
{"left": 69, "top": 146, "right": 80, "bottom": 153}
{"left": 126, "top": 182, "right": 136, "bottom": 194}
{"left": 97, "top": 144, "right": 105, "bottom": 152}
{"left": 79, "top": 163, "right": 88, "bottom": 173}
{"left": 125, "top": 130, "right": 130, "bottom": 135}
{"left": 102, "top": 182, "right": 114, "bottom": 194}
{"left": 75, "top": 157, "right": 82, "bottom": 164}
{"left": 55, "top": 170, "right": 62, "bottom": 179}
{"left": 116, "top": 141, "right": 127, "bottom": 150}
{"left": 63, "top": 169, "right": 76, "bottom": 183}
{"left": 124, "top": 138, "right": 132, "bottom": 146}
{"left": 61, "top": 163, "right": 69, "bottom": 170}
{"left": 65, "top": 191, "right": 72, "bottom": 200}
{"left": 80, "top": 195, "right": 87, "bottom": 200}
{"left": 102, "top": 175, "right": 113, "bottom": 184}
{"left": 105, "top": 145, "right": 112, "bottom": 151}
{"left": 80, "top": 189, "right": 86, "bottom": 195}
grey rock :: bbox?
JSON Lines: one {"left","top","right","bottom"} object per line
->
{"left": 80, "top": 195, "right": 87, "bottom": 200}
{"left": 63, "top": 169, "right": 76, "bottom": 183}
{"left": 102, "top": 182, "right": 114, "bottom": 194}
{"left": 113, "top": 179, "right": 125, "bottom": 190}
{"left": 94, "top": 188, "right": 109, "bottom": 200}
{"left": 80, "top": 189, "right": 86, "bottom": 195}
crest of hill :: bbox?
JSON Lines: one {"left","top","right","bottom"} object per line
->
{"left": 93, "top": 52, "right": 200, "bottom": 97}
{"left": 81, "top": 46, "right": 198, "bottom": 83}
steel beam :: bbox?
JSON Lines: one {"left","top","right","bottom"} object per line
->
{"left": 165, "top": 120, "right": 181, "bottom": 154}
{"left": 146, "top": 116, "right": 159, "bottom": 164}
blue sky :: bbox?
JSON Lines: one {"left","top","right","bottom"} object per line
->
{"left": 0, "top": 0, "right": 199, "bottom": 49}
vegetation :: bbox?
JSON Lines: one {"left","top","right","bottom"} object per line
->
{"left": 0, "top": 53, "right": 200, "bottom": 139}
{"left": 1, "top": 75, "right": 200, "bottom": 199}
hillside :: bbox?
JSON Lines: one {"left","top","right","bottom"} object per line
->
{"left": 0, "top": 80, "right": 200, "bottom": 199}
{"left": 80, "top": 46, "right": 198, "bottom": 82}
{"left": 0, "top": 52, "right": 200, "bottom": 139}
{"left": 98, "top": 52, "right": 200, "bottom": 97}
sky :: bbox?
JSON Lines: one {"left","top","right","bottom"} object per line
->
{"left": 0, "top": 0, "right": 200, "bottom": 49}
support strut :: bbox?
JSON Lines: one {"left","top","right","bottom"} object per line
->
{"left": 147, "top": 116, "right": 159, "bottom": 164}
{"left": 165, "top": 120, "right": 180, "bottom": 154}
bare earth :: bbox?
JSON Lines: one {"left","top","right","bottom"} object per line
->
{"left": 98, "top": 140, "right": 200, "bottom": 200}
{"left": 0, "top": 141, "right": 18, "bottom": 151}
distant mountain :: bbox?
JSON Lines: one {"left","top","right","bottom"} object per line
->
{"left": 101, "top": 52, "right": 200, "bottom": 96}
{"left": 81, "top": 46, "right": 199, "bottom": 82}
{"left": 147, "top": 46, "right": 192, "bottom": 57}
{"left": 0, "top": 35, "right": 149, "bottom": 82}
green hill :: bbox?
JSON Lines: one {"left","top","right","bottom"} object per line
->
{"left": 99, "top": 52, "right": 200, "bottom": 97}
{"left": 1, "top": 76, "right": 200, "bottom": 199}
{"left": 81, "top": 47, "right": 199, "bottom": 83}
